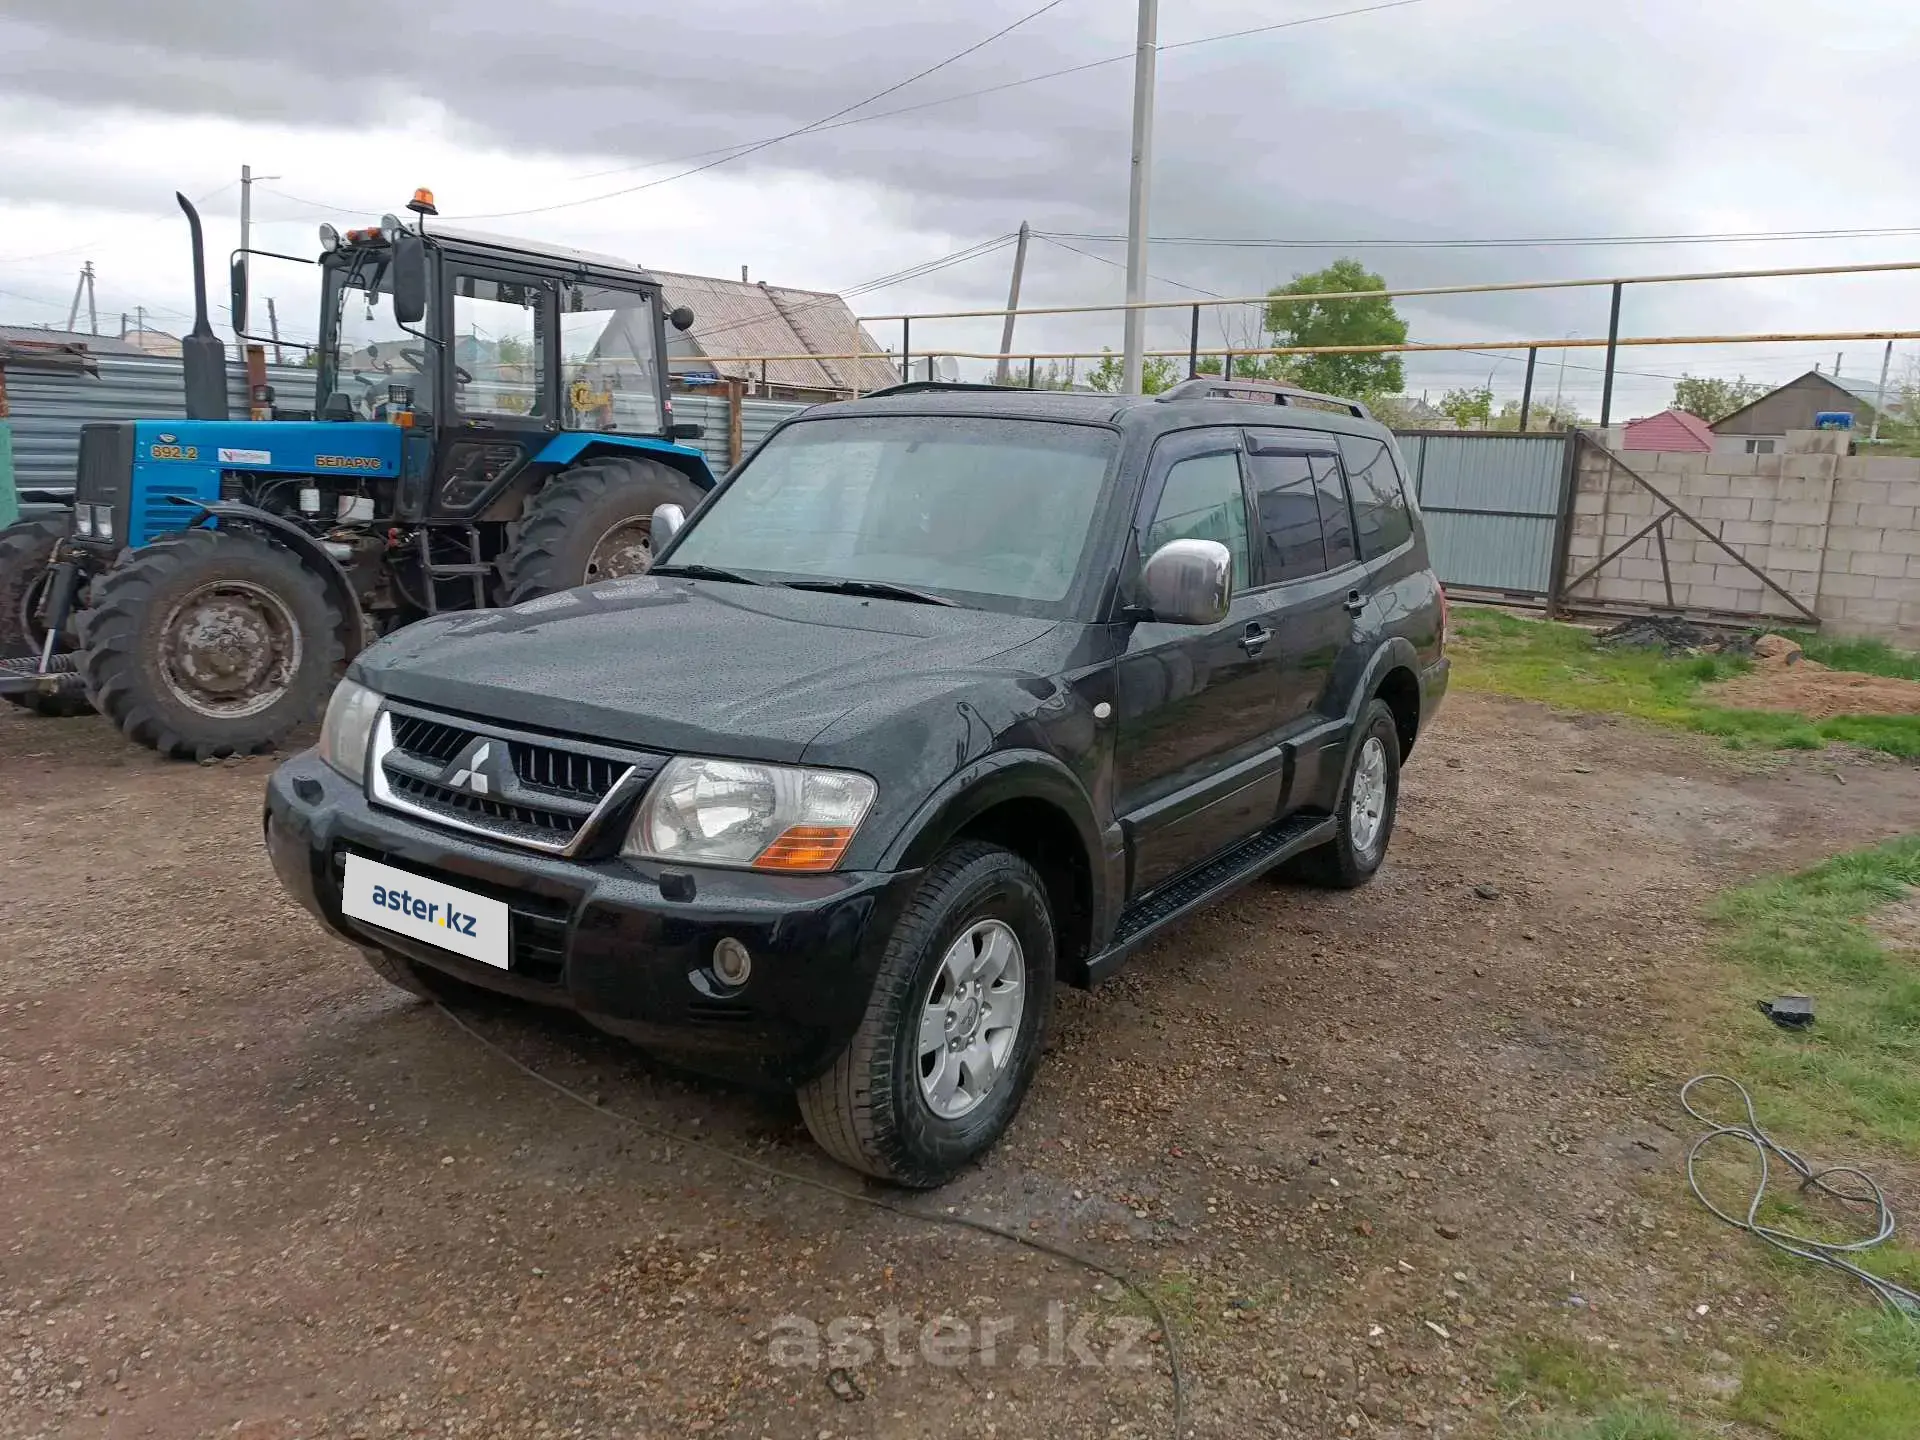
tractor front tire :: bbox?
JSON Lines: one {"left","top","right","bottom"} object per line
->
{"left": 0, "top": 515, "right": 92, "bottom": 717}
{"left": 78, "top": 528, "right": 344, "bottom": 760}
{"left": 500, "top": 457, "right": 705, "bottom": 605}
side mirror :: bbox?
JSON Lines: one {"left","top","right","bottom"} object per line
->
{"left": 229, "top": 256, "right": 248, "bottom": 335}
{"left": 391, "top": 232, "right": 428, "bottom": 326}
{"left": 1140, "top": 538, "right": 1232, "bottom": 625}
{"left": 650, "top": 503, "right": 685, "bottom": 552}
{"left": 669, "top": 305, "right": 695, "bottom": 332}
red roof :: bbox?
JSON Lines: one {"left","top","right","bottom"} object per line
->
{"left": 1622, "top": 408, "right": 1717, "bottom": 452}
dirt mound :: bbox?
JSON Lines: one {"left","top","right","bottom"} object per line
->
{"left": 1596, "top": 615, "right": 1758, "bottom": 657}
{"left": 1703, "top": 634, "right": 1920, "bottom": 718}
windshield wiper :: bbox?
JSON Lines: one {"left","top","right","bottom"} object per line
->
{"left": 781, "top": 578, "right": 957, "bottom": 607}
{"left": 649, "top": 563, "right": 760, "bottom": 585}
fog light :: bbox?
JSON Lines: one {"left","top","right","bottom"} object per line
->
{"left": 712, "top": 937, "right": 752, "bottom": 988}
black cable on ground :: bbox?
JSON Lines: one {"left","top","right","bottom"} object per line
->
{"left": 1680, "top": 1074, "right": 1920, "bottom": 1317}
{"left": 433, "top": 1002, "right": 1188, "bottom": 1435}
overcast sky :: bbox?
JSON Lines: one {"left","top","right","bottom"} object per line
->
{"left": 2, "top": 0, "right": 1917, "bottom": 414}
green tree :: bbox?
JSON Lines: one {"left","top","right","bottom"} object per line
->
{"left": 1491, "top": 397, "right": 1583, "bottom": 431}
{"left": 1193, "top": 352, "right": 1293, "bottom": 383}
{"left": 1439, "top": 384, "right": 1493, "bottom": 429}
{"left": 1085, "top": 348, "right": 1177, "bottom": 394}
{"left": 1263, "top": 259, "right": 1408, "bottom": 399}
{"left": 1670, "top": 374, "right": 1766, "bottom": 423}
{"left": 984, "top": 359, "right": 1077, "bottom": 389}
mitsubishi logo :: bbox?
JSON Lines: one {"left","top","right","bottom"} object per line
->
{"left": 444, "top": 740, "right": 495, "bottom": 796}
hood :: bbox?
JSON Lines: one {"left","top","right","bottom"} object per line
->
{"left": 353, "top": 577, "right": 1059, "bottom": 761}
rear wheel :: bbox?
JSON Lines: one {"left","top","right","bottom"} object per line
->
{"left": 499, "top": 456, "right": 704, "bottom": 605}
{"left": 0, "top": 516, "right": 91, "bottom": 717}
{"left": 1285, "top": 698, "right": 1401, "bottom": 889}
{"left": 798, "top": 843, "right": 1056, "bottom": 1187}
{"left": 78, "top": 528, "right": 344, "bottom": 760}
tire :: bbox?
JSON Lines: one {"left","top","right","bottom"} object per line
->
{"left": 0, "top": 516, "right": 92, "bottom": 717}
{"left": 499, "top": 457, "right": 705, "bottom": 605}
{"left": 798, "top": 842, "right": 1057, "bottom": 1188}
{"left": 1287, "top": 698, "right": 1401, "bottom": 889}
{"left": 78, "top": 528, "right": 345, "bottom": 760}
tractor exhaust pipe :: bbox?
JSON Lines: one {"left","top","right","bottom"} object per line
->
{"left": 175, "top": 191, "right": 229, "bottom": 421}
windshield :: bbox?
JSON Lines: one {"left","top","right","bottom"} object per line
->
{"left": 321, "top": 253, "right": 430, "bottom": 418}
{"left": 665, "top": 415, "right": 1118, "bottom": 614}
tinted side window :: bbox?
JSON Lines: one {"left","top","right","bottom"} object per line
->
{"left": 1245, "top": 451, "right": 1327, "bottom": 582}
{"left": 1145, "top": 452, "right": 1251, "bottom": 591}
{"left": 1338, "top": 435, "right": 1414, "bottom": 558}
{"left": 1312, "top": 453, "right": 1356, "bottom": 570}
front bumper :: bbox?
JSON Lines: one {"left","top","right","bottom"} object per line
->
{"left": 265, "top": 750, "right": 920, "bottom": 1087}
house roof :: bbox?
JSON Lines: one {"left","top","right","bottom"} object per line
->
{"left": 1623, "top": 407, "right": 1717, "bottom": 451}
{"left": 1710, "top": 369, "right": 1889, "bottom": 431}
{"left": 0, "top": 324, "right": 152, "bottom": 358}
{"left": 651, "top": 270, "right": 901, "bottom": 393}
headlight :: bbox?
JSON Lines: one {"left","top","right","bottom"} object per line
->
{"left": 624, "top": 757, "right": 877, "bottom": 872}
{"left": 93, "top": 505, "right": 113, "bottom": 542}
{"left": 73, "top": 506, "right": 94, "bottom": 537}
{"left": 316, "top": 679, "right": 383, "bottom": 784}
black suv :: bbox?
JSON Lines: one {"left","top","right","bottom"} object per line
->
{"left": 264, "top": 378, "right": 1448, "bottom": 1186}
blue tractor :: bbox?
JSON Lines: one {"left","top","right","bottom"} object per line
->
{"left": 0, "top": 189, "right": 716, "bottom": 758}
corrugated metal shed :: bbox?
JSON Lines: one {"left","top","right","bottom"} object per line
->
{"left": 5, "top": 354, "right": 317, "bottom": 492}
{"left": 1622, "top": 408, "right": 1715, "bottom": 452}
{"left": 653, "top": 271, "right": 898, "bottom": 394}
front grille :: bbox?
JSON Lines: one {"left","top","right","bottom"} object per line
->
{"left": 73, "top": 423, "right": 134, "bottom": 505}
{"left": 371, "top": 703, "right": 665, "bottom": 855}
{"left": 333, "top": 845, "right": 571, "bottom": 984}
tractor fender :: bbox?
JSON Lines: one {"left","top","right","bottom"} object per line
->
{"left": 533, "top": 434, "right": 717, "bottom": 492}
{"left": 167, "top": 498, "right": 369, "bottom": 656}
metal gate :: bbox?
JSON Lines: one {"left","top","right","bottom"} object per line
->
{"left": 1394, "top": 431, "right": 1574, "bottom": 600}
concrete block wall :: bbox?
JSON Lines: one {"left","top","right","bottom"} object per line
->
{"left": 1564, "top": 429, "right": 1919, "bottom": 645}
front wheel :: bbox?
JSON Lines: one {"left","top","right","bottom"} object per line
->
{"left": 499, "top": 457, "right": 705, "bottom": 605}
{"left": 78, "top": 528, "right": 345, "bottom": 760}
{"left": 0, "top": 516, "right": 92, "bottom": 717}
{"left": 798, "top": 843, "right": 1056, "bottom": 1188}
{"left": 1285, "top": 698, "right": 1402, "bottom": 889}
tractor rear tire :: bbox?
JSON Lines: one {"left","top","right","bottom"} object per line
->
{"left": 78, "top": 528, "right": 345, "bottom": 760}
{"left": 0, "top": 515, "right": 92, "bottom": 718}
{"left": 500, "top": 457, "right": 704, "bottom": 605}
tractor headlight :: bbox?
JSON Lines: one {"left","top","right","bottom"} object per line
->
{"left": 623, "top": 757, "right": 876, "bottom": 873}
{"left": 93, "top": 505, "right": 113, "bottom": 542}
{"left": 317, "top": 679, "right": 383, "bottom": 785}
{"left": 73, "top": 506, "right": 94, "bottom": 537}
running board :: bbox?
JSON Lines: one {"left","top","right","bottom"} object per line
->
{"left": 1083, "top": 812, "right": 1338, "bottom": 986}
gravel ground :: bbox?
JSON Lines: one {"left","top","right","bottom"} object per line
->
{"left": 5, "top": 694, "right": 1919, "bottom": 1440}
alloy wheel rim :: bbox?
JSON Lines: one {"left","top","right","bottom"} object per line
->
{"left": 917, "top": 919, "right": 1026, "bottom": 1120}
{"left": 157, "top": 580, "right": 302, "bottom": 719}
{"left": 1349, "top": 735, "right": 1388, "bottom": 854}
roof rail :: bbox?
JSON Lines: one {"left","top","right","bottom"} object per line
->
{"left": 1156, "top": 377, "right": 1370, "bottom": 419}
{"left": 861, "top": 380, "right": 1029, "bottom": 397}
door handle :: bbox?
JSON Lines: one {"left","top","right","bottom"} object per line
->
{"left": 1344, "top": 589, "right": 1367, "bottom": 616}
{"left": 1238, "top": 623, "right": 1272, "bottom": 655}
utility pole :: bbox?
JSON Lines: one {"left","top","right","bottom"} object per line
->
{"left": 238, "top": 163, "right": 281, "bottom": 341}
{"left": 66, "top": 262, "right": 96, "bottom": 333}
{"left": 1120, "top": 0, "right": 1158, "bottom": 395}
{"left": 266, "top": 297, "right": 284, "bottom": 366}
{"left": 1870, "top": 339, "right": 1893, "bottom": 443}
{"left": 994, "top": 221, "right": 1031, "bottom": 385}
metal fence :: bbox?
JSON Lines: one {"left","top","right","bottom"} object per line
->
{"left": 5, "top": 355, "right": 318, "bottom": 493}
{"left": 669, "top": 391, "right": 808, "bottom": 471}
{"left": 1396, "top": 431, "right": 1573, "bottom": 599}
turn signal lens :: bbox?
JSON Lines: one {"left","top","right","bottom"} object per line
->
{"left": 754, "top": 825, "right": 858, "bottom": 873}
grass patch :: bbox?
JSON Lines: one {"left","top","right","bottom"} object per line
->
{"left": 1710, "top": 834, "right": 1920, "bottom": 1151}
{"left": 1495, "top": 1339, "right": 1703, "bottom": 1439}
{"left": 1449, "top": 607, "right": 1920, "bottom": 759}
{"left": 1782, "top": 630, "right": 1920, "bottom": 682}
{"left": 1734, "top": 1309, "right": 1920, "bottom": 1440}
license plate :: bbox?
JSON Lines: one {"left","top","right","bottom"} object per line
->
{"left": 340, "top": 854, "right": 511, "bottom": 970}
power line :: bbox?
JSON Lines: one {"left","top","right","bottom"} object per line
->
{"left": 0, "top": 181, "right": 238, "bottom": 266}
{"left": 1037, "top": 224, "right": 1920, "bottom": 251}
{"left": 432, "top": 0, "right": 1423, "bottom": 224}
{"left": 451, "top": 1, "right": 1073, "bottom": 223}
